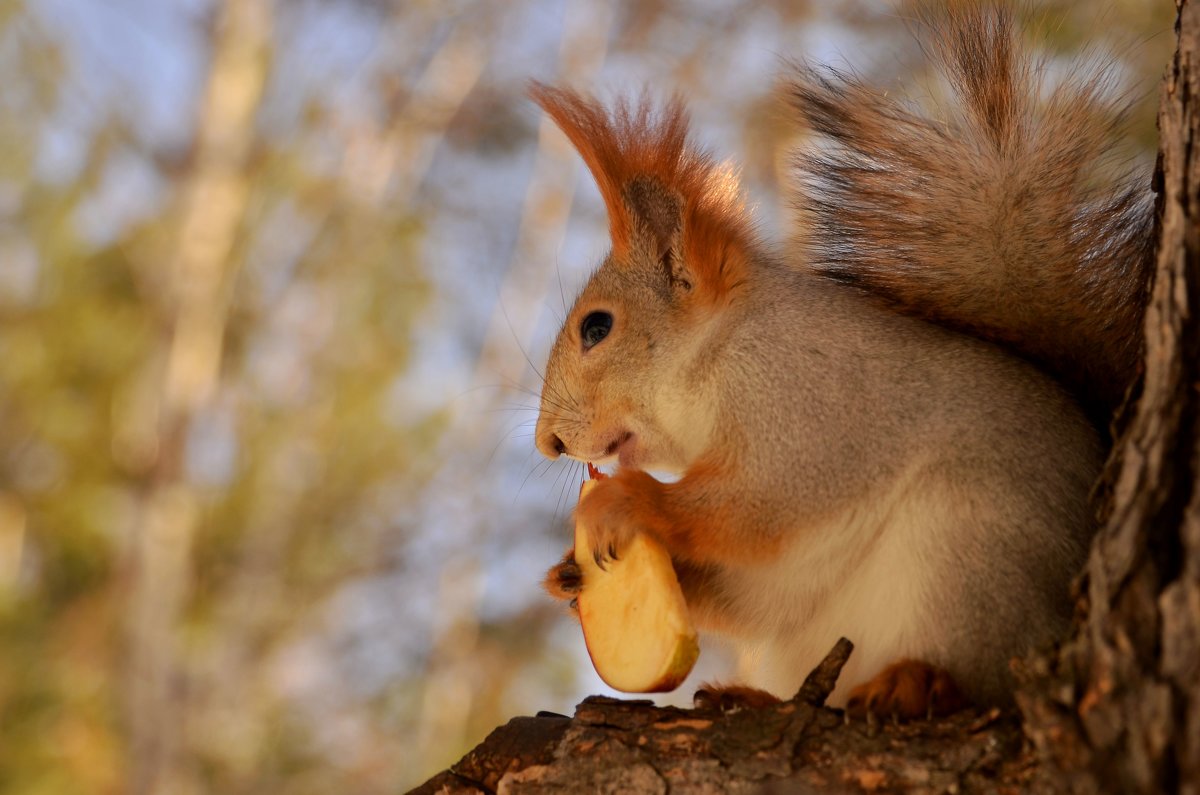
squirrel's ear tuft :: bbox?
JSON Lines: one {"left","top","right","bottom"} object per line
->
{"left": 529, "top": 81, "right": 755, "bottom": 304}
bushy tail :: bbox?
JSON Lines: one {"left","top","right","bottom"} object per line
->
{"left": 786, "top": 5, "right": 1156, "bottom": 413}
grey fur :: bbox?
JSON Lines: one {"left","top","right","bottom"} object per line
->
{"left": 532, "top": 6, "right": 1143, "bottom": 706}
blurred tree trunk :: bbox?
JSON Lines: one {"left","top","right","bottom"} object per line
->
{"left": 125, "top": 1, "right": 270, "bottom": 793}
{"left": 408, "top": 2, "right": 1199, "bottom": 793}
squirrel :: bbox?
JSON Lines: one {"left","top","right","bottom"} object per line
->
{"left": 530, "top": 5, "right": 1155, "bottom": 718}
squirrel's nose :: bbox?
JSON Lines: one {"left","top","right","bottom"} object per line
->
{"left": 536, "top": 428, "right": 567, "bottom": 459}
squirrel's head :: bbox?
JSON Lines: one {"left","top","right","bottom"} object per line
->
{"left": 529, "top": 84, "right": 757, "bottom": 472}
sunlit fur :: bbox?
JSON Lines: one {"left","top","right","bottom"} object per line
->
{"left": 532, "top": 6, "right": 1149, "bottom": 709}
{"left": 787, "top": 5, "right": 1154, "bottom": 414}
{"left": 530, "top": 84, "right": 757, "bottom": 306}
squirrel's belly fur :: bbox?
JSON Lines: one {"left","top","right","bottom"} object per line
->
{"left": 714, "top": 464, "right": 941, "bottom": 707}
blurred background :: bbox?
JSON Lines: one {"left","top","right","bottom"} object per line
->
{"left": 0, "top": 0, "right": 1170, "bottom": 792}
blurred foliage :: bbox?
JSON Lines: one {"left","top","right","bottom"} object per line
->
{"left": 0, "top": 1, "right": 437, "bottom": 792}
{"left": 0, "top": 0, "right": 1173, "bottom": 793}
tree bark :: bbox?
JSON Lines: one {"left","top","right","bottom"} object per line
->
{"left": 1017, "top": 1, "right": 1200, "bottom": 792}
{"left": 409, "top": 641, "right": 1039, "bottom": 794}
{"left": 410, "top": 2, "right": 1200, "bottom": 791}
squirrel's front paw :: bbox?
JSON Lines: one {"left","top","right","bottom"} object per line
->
{"left": 543, "top": 549, "right": 582, "bottom": 608}
{"left": 694, "top": 683, "right": 781, "bottom": 712}
{"left": 575, "top": 475, "right": 646, "bottom": 568}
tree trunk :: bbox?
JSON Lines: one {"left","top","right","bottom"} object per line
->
{"left": 1017, "top": 0, "right": 1200, "bottom": 792}
{"left": 409, "top": 2, "right": 1200, "bottom": 791}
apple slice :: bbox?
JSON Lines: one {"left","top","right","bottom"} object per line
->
{"left": 574, "top": 478, "right": 699, "bottom": 693}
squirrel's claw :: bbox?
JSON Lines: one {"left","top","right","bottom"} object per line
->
{"left": 589, "top": 542, "right": 621, "bottom": 570}
{"left": 576, "top": 473, "right": 644, "bottom": 568}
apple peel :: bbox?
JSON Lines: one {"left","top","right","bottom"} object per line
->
{"left": 574, "top": 477, "right": 699, "bottom": 693}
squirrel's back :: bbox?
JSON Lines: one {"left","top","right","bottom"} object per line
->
{"left": 785, "top": 5, "right": 1156, "bottom": 416}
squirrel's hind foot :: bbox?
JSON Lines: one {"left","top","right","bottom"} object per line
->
{"left": 844, "top": 659, "right": 967, "bottom": 721}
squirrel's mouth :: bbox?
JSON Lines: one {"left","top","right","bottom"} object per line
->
{"left": 602, "top": 431, "right": 638, "bottom": 468}
{"left": 588, "top": 431, "right": 638, "bottom": 470}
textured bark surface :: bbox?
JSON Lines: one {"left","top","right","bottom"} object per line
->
{"left": 408, "top": 641, "right": 1038, "bottom": 794}
{"left": 1018, "top": 1, "right": 1200, "bottom": 792}
{"left": 413, "top": 700, "right": 1029, "bottom": 795}
{"left": 411, "top": 3, "right": 1199, "bottom": 792}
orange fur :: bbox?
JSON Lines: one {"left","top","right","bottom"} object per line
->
{"left": 574, "top": 460, "right": 782, "bottom": 567}
{"left": 529, "top": 83, "right": 755, "bottom": 305}
{"left": 844, "top": 659, "right": 968, "bottom": 720}
{"left": 542, "top": 548, "right": 581, "bottom": 604}
{"left": 693, "top": 683, "right": 780, "bottom": 711}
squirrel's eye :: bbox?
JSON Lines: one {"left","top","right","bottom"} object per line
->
{"left": 580, "top": 311, "right": 613, "bottom": 349}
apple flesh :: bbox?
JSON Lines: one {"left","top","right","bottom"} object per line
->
{"left": 574, "top": 480, "right": 699, "bottom": 693}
